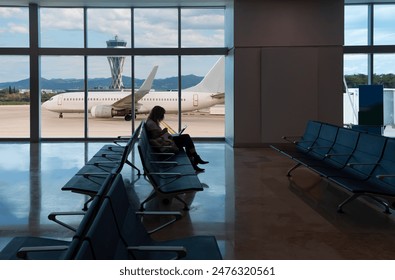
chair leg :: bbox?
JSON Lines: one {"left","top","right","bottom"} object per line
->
{"left": 140, "top": 191, "right": 156, "bottom": 211}
{"left": 337, "top": 193, "right": 360, "bottom": 213}
{"left": 287, "top": 162, "right": 301, "bottom": 177}
{"left": 82, "top": 196, "right": 93, "bottom": 211}
{"left": 174, "top": 195, "right": 189, "bottom": 211}
{"left": 365, "top": 194, "right": 391, "bottom": 214}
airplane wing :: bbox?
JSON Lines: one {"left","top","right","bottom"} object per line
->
{"left": 111, "top": 65, "right": 158, "bottom": 109}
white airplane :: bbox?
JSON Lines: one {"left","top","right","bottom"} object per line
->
{"left": 42, "top": 65, "right": 158, "bottom": 120}
{"left": 42, "top": 56, "right": 225, "bottom": 120}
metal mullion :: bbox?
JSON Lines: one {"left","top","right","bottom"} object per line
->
{"left": 178, "top": 7, "right": 182, "bottom": 132}
{"left": 29, "top": 3, "right": 40, "bottom": 143}
{"left": 131, "top": 7, "right": 135, "bottom": 132}
{"left": 368, "top": 3, "right": 373, "bottom": 85}
{"left": 84, "top": 7, "right": 88, "bottom": 139}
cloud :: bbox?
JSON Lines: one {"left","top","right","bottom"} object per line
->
{"left": 182, "top": 30, "right": 224, "bottom": 47}
{"left": 87, "top": 9, "right": 131, "bottom": 37}
{"left": 0, "top": 7, "right": 28, "bottom": 35}
{"left": 374, "top": 5, "right": 395, "bottom": 22}
{"left": 40, "top": 8, "right": 84, "bottom": 30}
{"left": 181, "top": 9, "right": 224, "bottom": 30}
{"left": 0, "top": 7, "right": 26, "bottom": 19}
{"left": 7, "top": 23, "right": 28, "bottom": 34}
{"left": 133, "top": 9, "right": 178, "bottom": 47}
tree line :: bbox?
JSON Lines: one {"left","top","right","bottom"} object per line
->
{"left": 345, "top": 74, "right": 395, "bottom": 88}
{"left": 0, "top": 88, "right": 55, "bottom": 105}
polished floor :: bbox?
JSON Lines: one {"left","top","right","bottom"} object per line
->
{"left": 1, "top": 141, "right": 395, "bottom": 260}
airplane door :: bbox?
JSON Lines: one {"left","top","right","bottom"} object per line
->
{"left": 57, "top": 95, "right": 63, "bottom": 105}
{"left": 193, "top": 94, "right": 198, "bottom": 107}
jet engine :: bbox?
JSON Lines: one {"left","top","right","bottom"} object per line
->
{"left": 90, "top": 105, "right": 127, "bottom": 118}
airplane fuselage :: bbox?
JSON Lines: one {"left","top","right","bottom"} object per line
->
{"left": 137, "top": 91, "right": 223, "bottom": 113}
{"left": 42, "top": 90, "right": 224, "bottom": 115}
{"left": 42, "top": 91, "right": 130, "bottom": 113}
{"left": 41, "top": 57, "right": 225, "bottom": 118}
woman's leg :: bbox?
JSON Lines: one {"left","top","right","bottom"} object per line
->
{"left": 172, "top": 134, "right": 195, "bottom": 156}
{"left": 173, "top": 134, "right": 208, "bottom": 170}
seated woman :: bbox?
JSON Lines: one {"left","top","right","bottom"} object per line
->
{"left": 145, "top": 105, "right": 209, "bottom": 172}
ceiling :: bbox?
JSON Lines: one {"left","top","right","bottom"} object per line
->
{"left": 0, "top": 0, "right": 230, "bottom": 7}
{"left": 1, "top": 0, "right": 394, "bottom": 8}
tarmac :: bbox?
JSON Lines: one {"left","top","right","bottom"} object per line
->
{"left": 0, "top": 105, "right": 225, "bottom": 138}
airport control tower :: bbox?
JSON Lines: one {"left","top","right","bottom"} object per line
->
{"left": 106, "top": 35, "right": 127, "bottom": 89}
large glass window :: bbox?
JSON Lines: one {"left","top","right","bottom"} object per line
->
{"left": 87, "top": 9, "right": 131, "bottom": 48}
{"left": 344, "top": 5, "right": 368, "bottom": 46}
{"left": 134, "top": 56, "right": 179, "bottom": 129}
{"left": 344, "top": 54, "right": 368, "bottom": 88}
{"left": 374, "top": 5, "right": 395, "bottom": 45}
{"left": 344, "top": 3, "right": 395, "bottom": 136}
{"left": 0, "top": 5, "right": 226, "bottom": 140}
{"left": 40, "top": 8, "right": 84, "bottom": 48}
{"left": 0, "top": 56, "right": 29, "bottom": 138}
{"left": 181, "top": 9, "right": 225, "bottom": 47}
{"left": 41, "top": 56, "right": 85, "bottom": 138}
{"left": 134, "top": 8, "right": 178, "bottom": 48}
{"left": 374, "top": 54, "right": 395, "bottom": 126}
{"left": 0, "top": 7, "right": 29, "bottom": 47}
{"left": 181, "top": 56, "right": 225, "bottom": 137}
{"left": 343, "top": 54, "right": 368, "bottom": 125}
{"left": 87, "top": 55, "right": 132, "bottom": 138}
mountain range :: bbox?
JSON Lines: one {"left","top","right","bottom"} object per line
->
{"left": 0, "top": 74, "right": 203, "bottom": 92}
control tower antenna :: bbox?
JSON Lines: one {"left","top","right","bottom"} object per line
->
{"left": 106, "top": 35, "right": 127, "bottom": 89}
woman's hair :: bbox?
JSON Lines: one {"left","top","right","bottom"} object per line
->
{"left": 148, "top": 105, "right": 166, "bottom": 123}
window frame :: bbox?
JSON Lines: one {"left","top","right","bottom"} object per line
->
{"left": 0, "top": 4, "right": 228, "bottom": 142}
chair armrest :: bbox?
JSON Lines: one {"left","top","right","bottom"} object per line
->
{"left": 17, "top": 245, "right": 69, "bottom": 259}
{"left": 75, "top": 172, "right": 114, "bottom": 177}
{"left": 347, "top": 162, "right": 378, "bottom": 167}
{"left": 325, "top": 153, "right": 352, "bottom": 158}
{"left": 136, "top": 211, "right": 183, "bottom": 234}
{"left": 150, "top": 161, "right": 179, "bottom": 165}
{"left": 48, "top": 211, "right": 85, "bottom": 232}
{"left": 376, "top": 174, "right": 395, "bottom": 179}
{"left": 151, "top": 152, "right": 176, "bottom": 156}
{"left": 127, "top": 246, "right": 187, "bottom": 260}
{"left": 90, "top": 161, "right": 121, "bottom": 166}
{"left": 294, "top": 140, "right": 314, "bottom": 144}
{"left": 281, "top": 135, "right": 301, "bottom": 143}
{"left": 148, "top": 172, "right": 182, "bottom": 177}
{"left": 308, "top": 146, "right": 332, "bottom": 150}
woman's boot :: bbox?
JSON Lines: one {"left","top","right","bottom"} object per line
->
{"left": 194, "top": 154, "right": 209, "bottom": 165}
{"left": 189, "top": 156, "right": 205, "bottom": 172}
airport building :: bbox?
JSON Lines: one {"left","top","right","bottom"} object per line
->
{"left": 1, "top": 0, "right": 395, "bottom": 262}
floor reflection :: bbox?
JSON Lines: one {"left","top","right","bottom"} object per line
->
{"left": 0, "top": 142, "right": 229, "bottom": 258}
{"left": 2, "top": 142, "right": 395, "bottom": 259}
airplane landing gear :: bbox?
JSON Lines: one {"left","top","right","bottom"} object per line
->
{"left": 124, "top": 114, "right": 133, "bottom": 121}
{"left": 59, "top": 113, "right": 63, "bottom": 118}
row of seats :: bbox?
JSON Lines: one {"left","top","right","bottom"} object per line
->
{"left": 271, "top": 120, "right": 395, "bottom": 213}
{"left": 137, "top": 121, "right": 205, "bottom": 211}
{"left": 0, "top": 121, "right": 221, "bottom": 259}
{"left": 0, "top": 124, "right": 144, "bottom": 260}
{"left": 0, "top": 171, "right": 222, "bottom": 259}
{"left": 61, "top": 123, "right": 142, "bottom": 210}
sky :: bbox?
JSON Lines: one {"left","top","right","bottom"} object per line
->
{"left": 0, "top": 7, "right": 224, "bottom": 83}
{"left": 344, "top": 4, "right": 395, "bottom": 76}
{"left": 3, "top": 4, "right": 395, "bottom": 83}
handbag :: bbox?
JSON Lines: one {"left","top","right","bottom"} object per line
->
{"left": 149, "top": 135, "right": 179, "bottom": 153}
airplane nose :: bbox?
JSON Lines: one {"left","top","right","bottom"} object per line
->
{"left": 42, "top": 100, "right": 49, "bottom": 109}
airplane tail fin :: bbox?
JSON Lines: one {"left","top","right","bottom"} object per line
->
{"left": 135, "top": 65, "right": 158, "bottom": 100}
{"left": 185, "top": 56, "right": 225, "bottom": 93}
